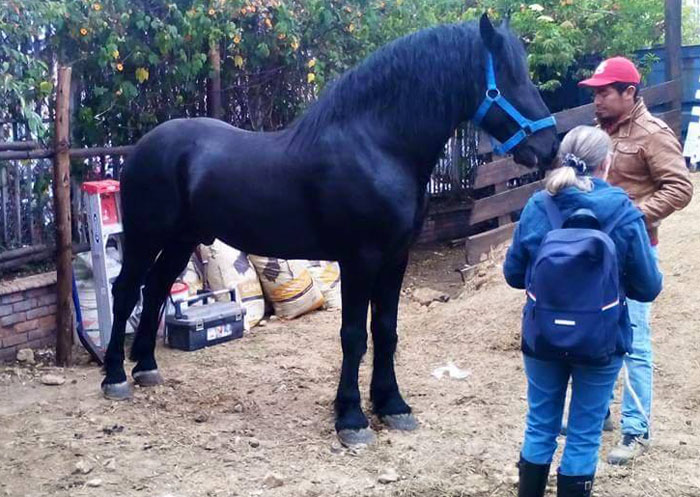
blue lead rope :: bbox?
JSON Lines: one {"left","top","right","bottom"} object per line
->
{"left": 472, "top": 52, "right": 557, "bottom": 156}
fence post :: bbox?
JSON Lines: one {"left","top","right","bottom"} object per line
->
{"left": 207, "top": 41, "right": 223, "bottom": 120}
{"left": 494, "top": 181, "right": 510, "bottom": 226}
{"left": 665, "top": 0, "right": 682, "bottom": 133}
{"left": 54, "top": 66, "right": 74, "bottom": 367}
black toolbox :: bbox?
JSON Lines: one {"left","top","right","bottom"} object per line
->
{"left": 165, "top": 290, "right": 246, "bottom": 351}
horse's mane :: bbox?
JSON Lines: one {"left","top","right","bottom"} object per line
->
{"left": 288, "top": 19, "right": 528, "bottom": 149}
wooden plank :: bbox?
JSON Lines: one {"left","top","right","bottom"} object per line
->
{"left": 642, "top": 80, "right": 681, "bottom": 108}
{"left": 0, "top": 145, "right": 134, "bottom": 162}
{"left": 473, "top": 156, "right": 534, "bottom": 189}
{"left": 552, "top": 81, "right": 681, "bottom": 135}
{"left": 469, "top": 180, "right": 543, "bottom": 225}
{"left": 654, "top": 109, "right": 682, "bottom": 136}
{"left": 665, "top": 0, "right": 682, "bottom": 111}
{"left": 465, "top": 222, "right": 516, "bottom": 265}
{"left": 53, "top": 66, "right": 73, "bottom": 367}
{"left": 494, "top": 182, "right": 511, "bottom": 226}
{"left": 207, "top": 41, "right": 223, "bottom": 120}
{"left": 553, "top": 103, "right": 595, "bottom": 134}
{"left": 0, "top": 141, "right": 40, "bottom": 152}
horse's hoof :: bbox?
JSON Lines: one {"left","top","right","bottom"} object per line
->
{"left": 381, "top": 413, "right": 418, "bottom": 431}
{"left": 337, "top": 428, "right": 376, "bottom": 447}
{"left": 102, "top": 381, "right": 133, "bottom": 400}
{"left": 133, "top": 369, "right": 164, "bottom": 387}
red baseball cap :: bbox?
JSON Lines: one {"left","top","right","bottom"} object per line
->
{"left": 578, "top": 56, "right": 641, "bottom": 87}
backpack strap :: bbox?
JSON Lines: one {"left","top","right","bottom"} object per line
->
{"left": 541, "top": 193, "right": 563, "bottom": 230}
{"left": 602, "top": 208, "right": 629, "bottom": 235}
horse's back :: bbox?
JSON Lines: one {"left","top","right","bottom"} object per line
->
{"left": 119, "top": 117, "right": 423, "bottom": 260}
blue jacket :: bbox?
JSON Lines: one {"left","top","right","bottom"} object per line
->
{"left": 504, "top": 178, "right": 663, "bottom": 355}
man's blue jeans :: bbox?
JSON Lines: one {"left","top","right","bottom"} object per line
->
{"left": 617, "top": 245, "right": 656, "bottom": 436}
{"left": 621, "top": 293, "right": 654, "bottom": 436}
{"left": 522, "top": 354, "right": 623, "bottom": 475}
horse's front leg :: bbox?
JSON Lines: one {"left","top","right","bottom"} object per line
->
{"left": 335, "top": 257, "right": 378, "bottom": 446}
{"left": 370, "top": 253, "right": 417, "bottom": 430}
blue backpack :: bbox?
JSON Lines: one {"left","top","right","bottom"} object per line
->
{"left": 522, "top": 193, "right": 628, "bottom": 364}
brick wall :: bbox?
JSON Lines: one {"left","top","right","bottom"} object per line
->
{"left": 0, "top": 272, "right": 57, "bottom": 362}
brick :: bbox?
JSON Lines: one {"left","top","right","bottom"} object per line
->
{"left": 0, "top": 294, "right": 23, "bottom": 305}
{"left": 23, "top": 336, "right": 55, "bottom": 350}
{"left": 0, "top": 312, "right": 26, "bottom": 327}
{"left": 0, "top": 304, "right": 12, "bottom": 317}
{"left": 37, "top": 315, "right": 57, "bottom": 330}
{"left": 28, "top": 328, "right": 53, "bottom": 341}
{"left": 12, "top": 299, "right": 34, "bottom": 313}
{"left": 0, "top": 272, "right": 57, "bottom": 297}
{"left": 0, "top": 346, "right": 18, "bottom": 363}
{"left": 27, "top": 305, "right": 57, "bottom": 320}
{"left": 1, "top": 332, "right": 28, "bottom": 348}
{"left": 27, "top": 287, "right": 51, "bottom": 298}
{"left": 38, "top": 293, "right": 57, "bottom": 306}
{"left": 14, "top": 319, "right": 40, "bottom": 333}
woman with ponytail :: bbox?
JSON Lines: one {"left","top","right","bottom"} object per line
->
{"left": 504, "top": 125, "right": 662, "bottom": 497}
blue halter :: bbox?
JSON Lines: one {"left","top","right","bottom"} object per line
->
{"left": 472, "top": 52, "right": 557, "bottom": 156}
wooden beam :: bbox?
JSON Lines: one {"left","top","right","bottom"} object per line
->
{"left": 473, "top": 156, "right": 534, "bottom": 189}
{"left": 53, "top": 66, "right": 73, "bottom": 367}
{"left": 552, "top": 80, "right": 681, "bottom": 135}
{"left": 207, "top": 41, "right": 223, "bottom": 120}
{"left": 0, "top": 145, "right": 133, "bottom": 161}
{"left": 469, "top": 180, "right": 543, "bottom": 225}
{"left": 665, "top": 0, "right": 682, "bottom": 111}
{"left": 0, "top": 141, "right": 40, "bottom": 152}
{"left": 465, "top": 222, "right": 516, "bottom": 265}
{"left": 553, "top": 103, "right": 595, "bottom": 134}
{"left": 654, "top": 109, "right": 682, "bottom": 135}
{"left": 641, "top": 80, "right": 681, "bottom": 109}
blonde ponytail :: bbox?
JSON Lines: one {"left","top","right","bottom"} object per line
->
{"left": 545, "top": 125, "right": 611, "bottom": 195}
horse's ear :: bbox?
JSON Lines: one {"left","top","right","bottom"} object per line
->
{"left": 480, "top": 12, "right": 503, "bottom": 52}
{"left": 502, "top": 10, "right": 512, "bottom": 30}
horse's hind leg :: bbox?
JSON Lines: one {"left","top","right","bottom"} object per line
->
{"left": 335, "top": 255, "right": 379, "bottom": 446}
{"left": 129, "top": 238, "right": 197, "bottom": 386}
{"left": 102, "top": 239, "right": 159, "bottom": 399}
{"left": 370, "top": 253, "right": 417, "bottom": 430}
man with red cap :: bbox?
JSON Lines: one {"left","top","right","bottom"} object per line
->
{"left": 579, "top": 56, "right": 693, "bottom": 465}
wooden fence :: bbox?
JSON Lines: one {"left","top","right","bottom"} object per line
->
{"left": 463, "top": 79, "right": 682, "bottom": 265}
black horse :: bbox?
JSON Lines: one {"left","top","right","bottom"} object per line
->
{"left": 103, "top": 14, "right": 559, "bottom": 446}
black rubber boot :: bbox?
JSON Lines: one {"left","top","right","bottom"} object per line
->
{"left": 518, "top": 456, "right": 550, "bottom": 497}
{"left": 557, "top": 472, "right": 595, "bottom": 497}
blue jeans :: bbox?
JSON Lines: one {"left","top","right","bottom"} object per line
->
{"left": 522, "top": 354, "right": 623, "bottom": 476}
{"left": 619, "top": 245, "right": 657, "bottom": 436}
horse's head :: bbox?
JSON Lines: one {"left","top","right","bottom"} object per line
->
{"left": 474, "top": 14, "right": 559, "bottom": 170}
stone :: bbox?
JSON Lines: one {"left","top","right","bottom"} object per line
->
{"left": 262, "top": 472, "right": 284, "bottom": 488}
{"left": 86, "top": 479, "right": 103, "bottom": 488}
{"left": 249, "top": 438, "right": 260, "bottom": 448}
{"left": 41, "top": 374, "right": 65, "bottom": 386}
{"left": 74, "top": 460, "right": 93, "bottom": 475}
{"left": 16, "top": 348, "right": 35, "bottom": 364}
{"left": 411, "top": 287, "right": 449, "bottom": 306}
{"left": 329, "top": 442, "right": 344, "bottom": 454}
{"left": 378, "top": 468, "right": 399, "bottom": 484}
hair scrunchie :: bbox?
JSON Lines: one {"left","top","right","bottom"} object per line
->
{"left": 563, "top": 152, "right": 588, "bottom": 175}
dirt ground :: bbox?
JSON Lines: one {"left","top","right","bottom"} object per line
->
{"left": 1, "top": 174, "right": 699, "bottom": 497}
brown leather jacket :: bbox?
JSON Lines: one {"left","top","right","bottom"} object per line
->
{"left": 603, "top": 99, "right": 694, "bottom": 244}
